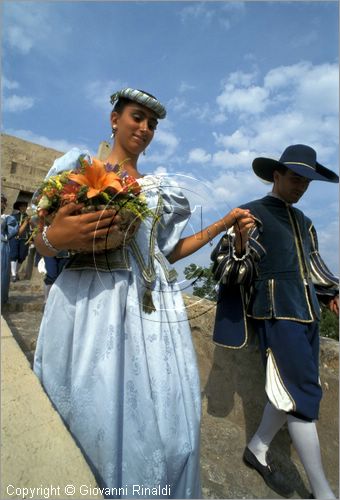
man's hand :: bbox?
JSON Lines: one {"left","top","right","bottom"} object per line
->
{"left": 327, "top": 295, "right": 339, "bottom": 316}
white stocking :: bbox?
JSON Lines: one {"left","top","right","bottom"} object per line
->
{"left": 11, "top": 260, "right": 18, "bottom": 276}
{"left": 248, "top": 402, "right": 287, "bottom": 465}
{"left": 287, "top": 415, "right": 335, "bottom": 499}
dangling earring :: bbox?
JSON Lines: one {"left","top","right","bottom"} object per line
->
{"left": 111, "top": 126, "right": 117, "bottom": 139}
{"left": 143, "top": 149, "right": 146, "bottom": 156}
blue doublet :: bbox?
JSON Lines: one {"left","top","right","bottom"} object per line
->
{"left": 211, "top": 195, "right": 338, "bottom": 420}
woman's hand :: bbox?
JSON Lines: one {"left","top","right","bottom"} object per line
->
{"left": 221, "top": 208, "right": 254, "bottom": 231}
{"left": 221, "top": 208, "right": 255, "bottom": 256}
{"left": 39, "top": 203, "right": 123, "bottom": 253}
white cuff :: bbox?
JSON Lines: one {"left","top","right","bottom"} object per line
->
{"left": 227, "top": 227, "right": 251, "bottom": 261}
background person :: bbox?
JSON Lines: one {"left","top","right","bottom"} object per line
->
{"left": 1, "top": 194, "right": 19, "bottom": 306}
{"left": 211, "top": 144, "right": 338, "bottom": 499}
{"left": 9, "top": 200, "right": 31, "bottom": 281}
{"left": 43, "top": 252, "right": 70, "bottom": 303}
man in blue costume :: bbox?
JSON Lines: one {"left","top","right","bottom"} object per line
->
{"left": 9, "top": 200, "right": 31, "bottom": 281}
{"left": 211, "top": 145, "right": 338, "bottom": 499}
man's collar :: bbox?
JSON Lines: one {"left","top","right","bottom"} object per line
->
{"left": 267, "top": 191, "right": 291, "bottom": 206}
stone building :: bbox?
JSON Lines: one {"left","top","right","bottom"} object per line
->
{"left": 1, "top": 133, "right": 111, "bottom": 210}
{"left": 1, "top": 133, "right": 64, "bottom": 209}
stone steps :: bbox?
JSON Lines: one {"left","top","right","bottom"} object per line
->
{"left": 2, "top": 280, "right": 44, "bottom": 366}
{"left": 3, "top": 284, "right": 338, "bottom": 498}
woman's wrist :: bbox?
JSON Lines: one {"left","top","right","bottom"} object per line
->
{"left": 214, "top": 219, "right": 227, "bottom": 234}
{"left": 41, "top": 226, "right": 60, "bottom": 254}
{"left": 205, "top": 220, "right": 225, "bottom": 245}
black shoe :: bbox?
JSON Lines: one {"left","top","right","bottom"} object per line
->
{"left": 11, "top": 275, "right": 17, "bottom": 283}
{"left": 243, "top": 447, "right": 294, "bottom": 498}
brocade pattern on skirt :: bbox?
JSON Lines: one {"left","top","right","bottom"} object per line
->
{"left": 34, "top": 169, "right": 201, "bottom": 499}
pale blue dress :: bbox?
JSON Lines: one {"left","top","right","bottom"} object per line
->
{"left": 33, "top": 150, "right": 201, "bottom": 499}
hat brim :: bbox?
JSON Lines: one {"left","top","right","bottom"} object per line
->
{"left": 252, "top": 158, "right": 339, "bottom": 183}
{"left": 13, "top": 201, "right": 28, "bottom": 209}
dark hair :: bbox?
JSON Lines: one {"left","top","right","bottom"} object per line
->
{"left": 273, "top": 165, "right": 288, "bottom": 176}
{"left": 113, "top": 89, "right": 157, "bottom": 114}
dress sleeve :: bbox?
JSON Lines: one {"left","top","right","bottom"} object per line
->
{"left": 157, "top": 177, "right": 191, "bottom": 257}
{"left": 211, "top": 218, "right": 266, "bottom": 287}
{"left": 45, "top": 148, "right": 91, "bottom": 179}
{"left": 308, "top": 223, "right": 338, "bottom": 299}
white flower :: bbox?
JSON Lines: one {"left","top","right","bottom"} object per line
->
{"left": 37, "top": 195, "right": 51, "bottom": 210}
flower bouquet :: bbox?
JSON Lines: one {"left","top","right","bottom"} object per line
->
{"left": 32, "top": 156, "right": 151, "bottom": 253}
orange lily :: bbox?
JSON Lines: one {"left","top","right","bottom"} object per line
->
{"left": 68, "top": 158, "right": 124, "bottom": 198}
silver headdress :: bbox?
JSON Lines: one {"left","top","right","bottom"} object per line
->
{"left": 110, "top": 88, "right": 166, "bottom": 119}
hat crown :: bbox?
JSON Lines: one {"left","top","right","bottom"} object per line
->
{"left": 279, "top": 144, "right": 317, "bottom": 168}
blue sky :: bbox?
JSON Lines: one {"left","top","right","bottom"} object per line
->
{"left": 2, "top": 1, "right": 339, "bottom": 282}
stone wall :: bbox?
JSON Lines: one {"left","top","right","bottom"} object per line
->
{"left": 1, "top": 134, "right": 64, "bottom": 208}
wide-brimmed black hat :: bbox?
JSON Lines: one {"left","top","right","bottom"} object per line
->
{"left": 252, "top": 144, "right": 339, "bottom": 183}
{"left": 13, "top": 200, "right": 28, "bottom": 210}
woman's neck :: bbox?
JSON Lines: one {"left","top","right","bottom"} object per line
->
{"left": 105, "top": 147, "right": 142, "bottom": 178}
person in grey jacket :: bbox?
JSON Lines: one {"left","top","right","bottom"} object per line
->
{"left": 211, "top": 144, "right": 338, "bottom": 499}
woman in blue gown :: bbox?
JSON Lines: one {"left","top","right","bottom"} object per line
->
{"left": 33, "top": 88, "right": 253, "bottom": 498}
{"left": 1, "top": 194, "right": 18, "bottom": 306}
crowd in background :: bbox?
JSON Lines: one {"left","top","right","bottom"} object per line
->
{"left": 1, "top": 194, "right": 67, "bottom": 307}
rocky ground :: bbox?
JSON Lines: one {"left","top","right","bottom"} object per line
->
{"left": 2, "top": 279, "right": 338, "bottom": 499}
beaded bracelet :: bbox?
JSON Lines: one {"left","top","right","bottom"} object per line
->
{"left": 206, "top": 227, "right": 214, "bottom": 246}
{"left": 42, "top": 226, "right": 59, "bottom": 253}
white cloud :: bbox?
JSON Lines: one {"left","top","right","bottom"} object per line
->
{"left": 167, "top": 96, "right": 188, "bottom": 113}
{"left": 213, "top": 129, "right": 251, "bottom": 151}
{"left": 290, "top": 31, "right": 318, "bottom": 49}
{"left": 295, "top": 66, "right": 338, "bottom": 115}
{"left": 211, "top": 113, "right": 228, "bottom": 125}
{"left": 147, "top": 129, "right": 180, "bottom": 163}
{"left": 3, "top": 95, "right": 35, "bottom": 112}
{"left": 214, "top": 62, "right": 339, "bottom": 167}
{"left": 217, "top": 83, "right": 269, "bottom": 115}
{"left": 179, "top": 82, "right": 195, "bottom": 93}
{"left": 153, "top": 166, "right": 169, "bottom": 176}
{"left": 220, "top": 2, "right": 246, "bottom": 13}
{"left": 182, "top": 103, "right": 212, "bottom": 122}
{"left": 187, "top": 148, "right": 212, "bottom": 164}
{"left": 2, "top": 77, "right": 19, "bottom": 90}
{"left": 85, "top": 79, "right": 126, "bottom": 112}
{"left": 264, "top": 62, "right": 339, "bottom": 115}
{"left": 207, "top": 171, "right": 265, "bottom": 205}
{"left": 226, "top": 70, "right": 257, "bottom": 87}
{"left": 179, "top": 4, "right": 213, "bottom": 23}
{"left": 179, "top": 2, "right": 245, "bottom": 30}
{"left": 3, "top": 3, "right": 71, "bottom": 56}
{"left": 211, "top": 149, "right": 258, "bottom": 170}
{"left": 7, "top": 25, "right": 33, "bottom": 54}
{"left": 217, "top": 70, "right": 268, "bottom": 115}
{"left": 215, "top": 111, "right": 338, "bottom": 165}
{"left": 154, "top": 129, "right": 179, "bottom": 151}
